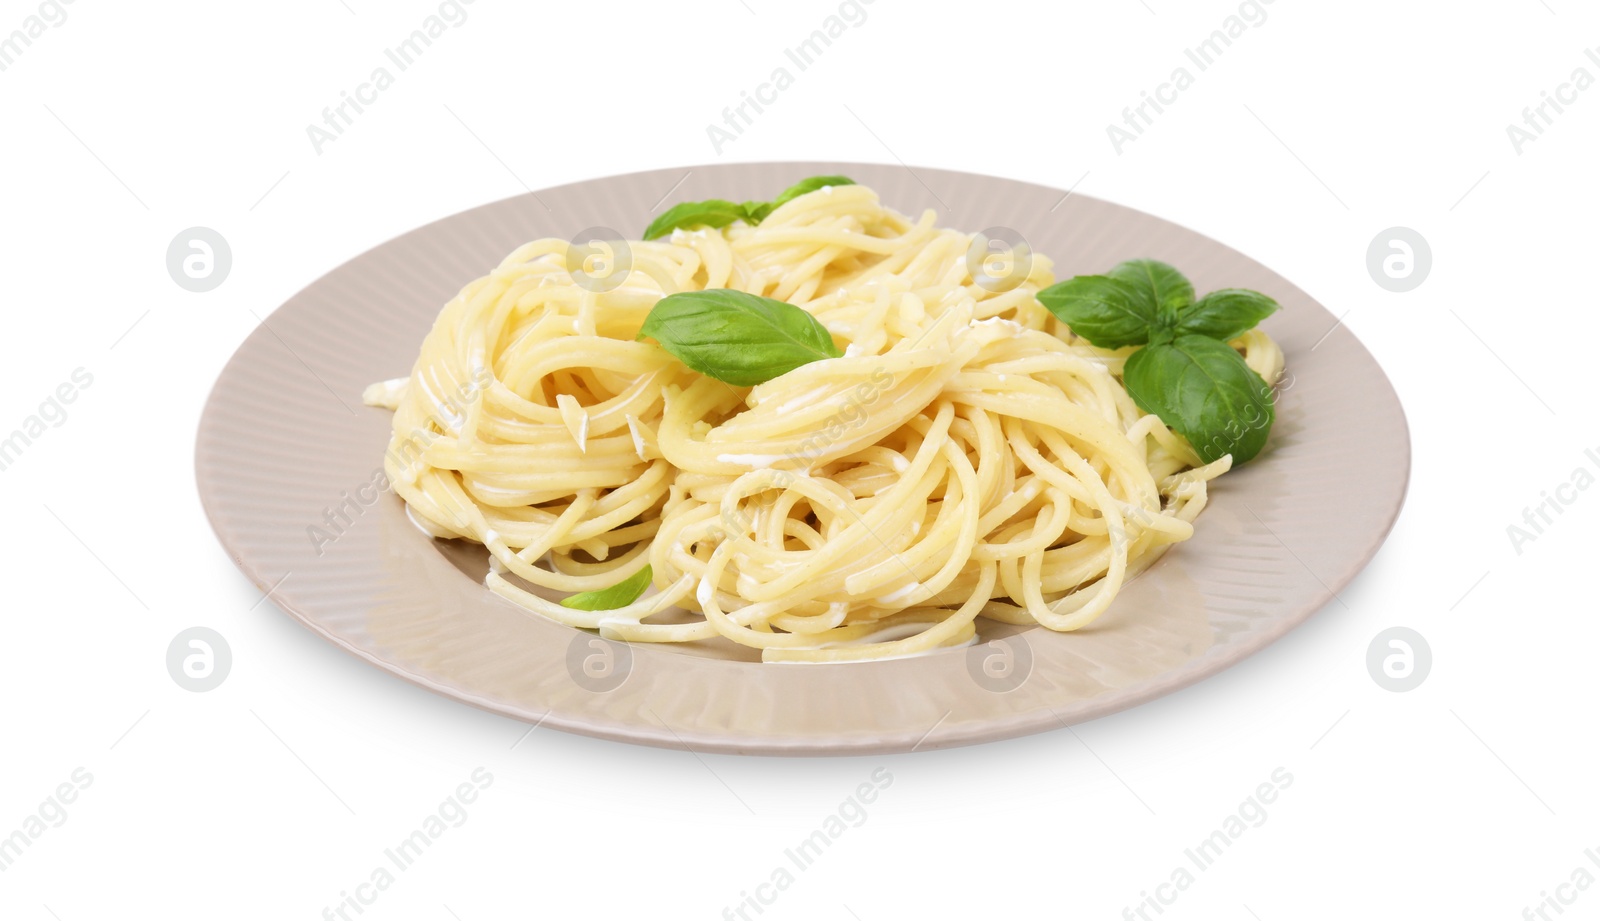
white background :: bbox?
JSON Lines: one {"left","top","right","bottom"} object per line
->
{"left": 2, "top": 1, "right": 1596, "bottom": 918}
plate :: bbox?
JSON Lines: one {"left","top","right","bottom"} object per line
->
{"left": 195, "top": 162, "right": 1409, "bottom": 755}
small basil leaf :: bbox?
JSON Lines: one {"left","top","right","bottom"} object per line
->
{"left": 770, "top": 175, "right": 855, "bottom": 210}
{"left": 1175, "top": 288, "right": 1280, "bottom": 341}
{"left": 741, "top": 200, "right": 774, "bottom": 224}
{"left": 1107, "top": 259, "right": 1194, "bottom": 324}
{"left": 560, "top": 565, "right": 654, "bottom": 611}
{"left": 638, "top": 289, "right": 842, "bottom": 386}
{"left": 1036, "top": 274, "right": 1157, "bottom": 349}
{"left": 643, "top": 199, "right": 748, "bottom": 241}
{"left": 1122, "top": 334, "right": 1275, "bottom": 465}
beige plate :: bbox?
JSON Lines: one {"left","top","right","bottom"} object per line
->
{"left": 195, "top": 162, "right": 1409, "bottom": 755}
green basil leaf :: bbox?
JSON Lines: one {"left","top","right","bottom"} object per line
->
{"left": 1036, "top": 274, "right": 1158, "bottom": 349}
{"left": 643, "top": 199, "right": 748, "bottom": 241}
{"left": 770, "top": 175, "right": 855, "bottom": 210}
{"left": 1107, "top": 259, "right": 1194, "bottom": 323}
{"left": 560, "top": 565, "right": 654, "bottom": 611}
{"left": 741, "top": 200, "right": 774, "bottom": 224}
{"left": 638, "top": 289, "right": 842, "bottom": 386}
{"left": 1175, "top": 288, "right": 1280, "bottom": 341}
{"left": 1122, "top": 334, "right": 1275, "bottom": 465}
{"left": 645, "top": 177, "right": 853, "bottom": 237}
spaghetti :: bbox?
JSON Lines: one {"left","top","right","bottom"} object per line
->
{"left": 363, "top": 182, "right": 1284, "bottom": 662}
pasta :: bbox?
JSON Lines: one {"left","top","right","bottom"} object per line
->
{"left": 363, "top": 182, "right": 1284, "bottom": 663}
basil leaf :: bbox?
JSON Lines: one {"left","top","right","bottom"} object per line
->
{"left": 1036, "top": 274, "right": 1158, "bottom": 349}
{"left": 1107, "top": 259, "right": 1194, "bottom": 326}
{"left": 770, "top": 175, "right": 855, "bottom": 209}
{"left": 741, "top": 200, "right": 774, "bottom": 224}
{"left": 646, "top": 177, "right": 854, "bottom": 237}
{"left": 1175, "top": 288, "right": 1280, "bottom": 341}
{"left": 643, "top": 199, "right": 748, "bottom": 241}
{"left": 1122, "top": 334, "right": 1275, "bottom": 465}
{"left": 638, "top": 289, "right": 842, "bottom": 386}
{"left": 560, "top": 565, "right": 653, "bottom": 611}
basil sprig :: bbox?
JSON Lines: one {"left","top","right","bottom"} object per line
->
{"left": 642, "top": 199, "right": 749, "bottom": 242}
{"left": 770, "top": 174, "right": 854, "bottom": 209}
{"left": 642, "top": 175, "right": 855, "bottom": 240}
{"left": 638, "top": 289, "right": 841, "bottom": 386}
{"left": 1037, "top": 260, "right": 1280, "bottom": 465}
{"left": 560, "top": 564, "right": 654, "bottom": 611}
